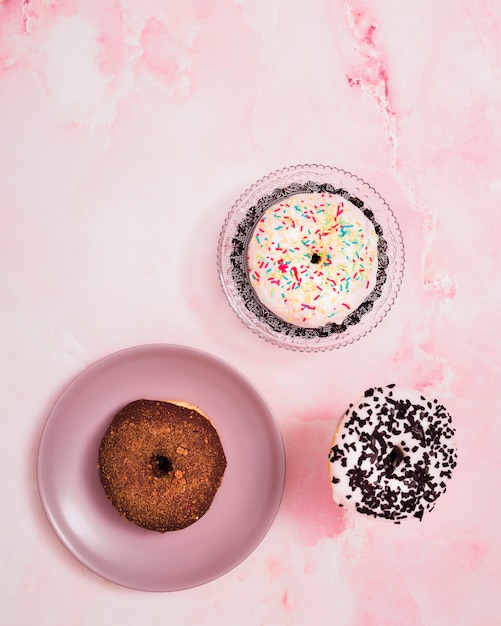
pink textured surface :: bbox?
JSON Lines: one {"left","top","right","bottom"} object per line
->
{"left": 2, "top": 1, "right": 500, "bottom": 624}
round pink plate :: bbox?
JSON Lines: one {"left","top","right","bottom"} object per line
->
{"left": 37, "top": 344, "right": 286, "bottom": 591}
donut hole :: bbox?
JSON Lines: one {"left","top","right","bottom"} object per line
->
{"left": 152, "top": 454, "right": 173, "bottom": 476}
{"left": 387, "top": 445, "right": 404, "bottom": 470}
{"left": 310, "top": 252, "right": 322, "bottom": 264}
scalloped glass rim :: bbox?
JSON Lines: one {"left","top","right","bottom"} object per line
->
{"left": 217, "top": 164, "right": 405, "bottom": 351}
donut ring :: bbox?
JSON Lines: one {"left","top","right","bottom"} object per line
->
{"left": 328, "top": 385, "right": 457, "bottom": 522}
{"left": 98, "top": 399, "right": 227, "bottom": 532}
{"left": 246, "top": 190, "right": 379, "bottom": 328}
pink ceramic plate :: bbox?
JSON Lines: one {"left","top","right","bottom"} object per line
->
{"left": 37, "top": 344, "right": 285, "bottom": 591}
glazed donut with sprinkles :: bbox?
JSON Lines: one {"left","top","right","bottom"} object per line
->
{"left": 328, "top": 385, "right": 457, "bottom": 522}
{"left": 247, "top": 191, "right": 378, "bottom": 328}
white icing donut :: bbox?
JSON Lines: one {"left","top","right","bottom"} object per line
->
{"left": 246, "top": 192, "right": 378, "bottom": 328}
{"left": 328, "top": 385, "right": 457, "bottom": 522}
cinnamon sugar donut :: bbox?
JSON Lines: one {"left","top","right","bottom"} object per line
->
{"left": 98, "top": 399, "right": 227, "bottom": 532}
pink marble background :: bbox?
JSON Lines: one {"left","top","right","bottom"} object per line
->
{"left": 2, "top": 0, "right": 501, "bottom": 624}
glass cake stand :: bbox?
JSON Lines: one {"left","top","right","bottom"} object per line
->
{"left": 217, "top": 164, "right": 405, "bottom": 351}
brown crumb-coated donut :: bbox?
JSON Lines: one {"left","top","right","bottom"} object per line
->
{"left": 98, "top": 399, "right": 227, "bottom": 532}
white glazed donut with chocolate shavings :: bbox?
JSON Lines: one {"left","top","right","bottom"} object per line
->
{"left": 328, "top": 384, "right": 457, "bottom": 522}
